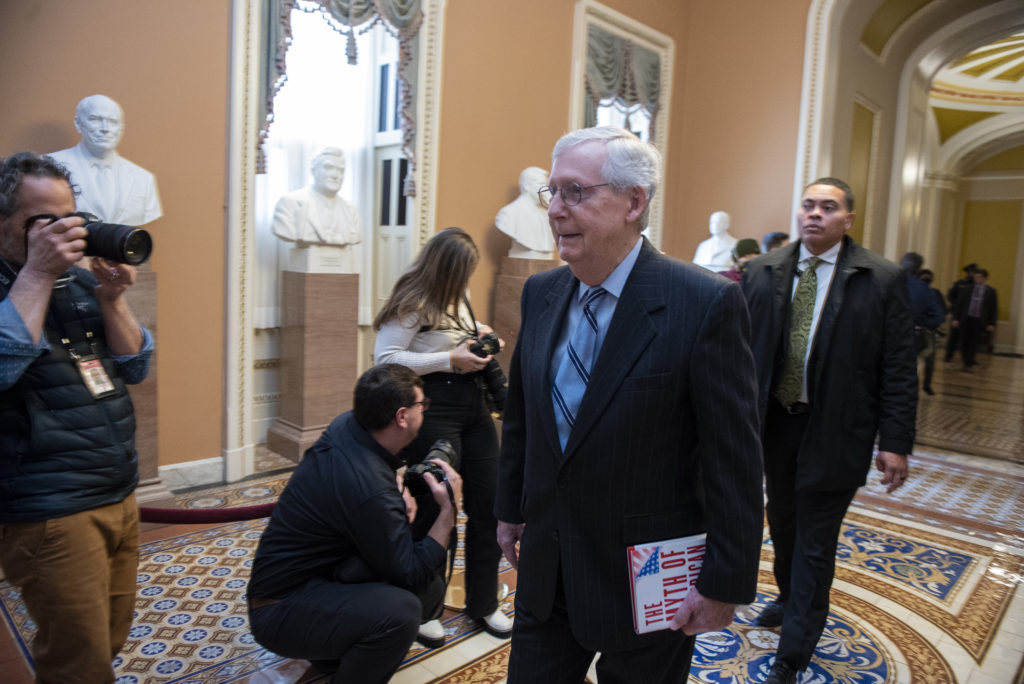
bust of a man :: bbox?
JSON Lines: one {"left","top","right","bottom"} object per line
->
{"left": 495, "top": 166, "right": 555, "bottom": 260}
{"left": 272, "top": 147, "right": 363, "bottom": 273}
{"left": 692, "top": 211, "right": 737, "bottom": 271}
{"left": 48, "top": 94, "right": 162, "bottom": 225}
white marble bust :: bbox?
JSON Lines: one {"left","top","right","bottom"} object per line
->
{"left": 272, "top": 147, "right": 363, "bottom": 274}
{"left": 692, "top": 211, "right": 738, "bottom": 271}
{"left": 495, "top": 166, "right": 555, "bottom": 260}
{"left": 48, "top": 94, "right": 162, "bottom": 226}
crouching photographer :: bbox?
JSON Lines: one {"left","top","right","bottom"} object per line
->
{"left": 248, "top": 364, "right": 462, "bottom": 684}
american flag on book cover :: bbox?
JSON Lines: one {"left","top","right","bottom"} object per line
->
{"left": 631, "top": 544, "right": 661, "bottom": 581}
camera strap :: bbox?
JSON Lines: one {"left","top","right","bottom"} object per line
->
{"left": 443, "top": 479, "right": 458, "bottom": 587}
{"left": 461, "top": 295, "right": 481, "bottom": 338}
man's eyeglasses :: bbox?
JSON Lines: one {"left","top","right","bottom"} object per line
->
{"left": 538, "top": 182, "right": 609, "bottom": 208}
{"left": 409, "top": 398, "right": 430, "bottom": 411}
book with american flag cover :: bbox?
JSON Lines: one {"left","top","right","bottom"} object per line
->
{"left": 627, "top": 533, "right": 707, "bottom": 634}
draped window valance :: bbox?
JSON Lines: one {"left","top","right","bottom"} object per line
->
{"left": 258, "top": 0, "right": 423, "bottom": 195}
{"left": 584, "top": 23, "right": 662, "bottom": 137}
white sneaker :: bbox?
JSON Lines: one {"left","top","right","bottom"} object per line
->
{"left": 479, "top": 609, "right": 513, "bottom": 638}
{"left": 417, "top": 619, "right": 446, "bottom": 649}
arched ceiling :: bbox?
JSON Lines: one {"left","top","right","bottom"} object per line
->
{"left": 929, "top": 32, "right": 1024, "bottom": 151}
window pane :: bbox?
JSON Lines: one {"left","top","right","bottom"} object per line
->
{"left": 397, "top": 158, "right": 408, "bottom": 226}
{"left": 378, "top": 64, "right": 390, "bottom": 133}
{"left": 381, "top": 158, "right": 392, "bottom": 225}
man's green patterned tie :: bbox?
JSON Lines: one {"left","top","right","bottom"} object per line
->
{"left": 775, "top": 256, "right": 822, "bottom": 407}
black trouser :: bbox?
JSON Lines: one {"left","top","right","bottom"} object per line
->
{"left": 249, "top": 574, "right": 445, "bottom": 684}
{"left": 944, "top": 323, "right": 961, "bottom": 362}
{"left": 401, "top": 372, "right": 502, "bottom": 619}
{"left": 920, "top": 328, "right": 937, "bottom": 389}
{"left": 960, "top": 317, "right": 985, "bottom": 367}
{"left": 507, "top": 570, "right": 696, "bottom": 684}
{"left": 762, "top": 399, "right": 858, "bottom": 671}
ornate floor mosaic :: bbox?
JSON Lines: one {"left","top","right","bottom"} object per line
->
{"left": 2, "top": 357, "right": 1022, "bottom": 683}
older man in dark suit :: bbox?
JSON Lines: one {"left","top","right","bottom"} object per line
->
{"left": 741, "top": 178, "right": 916, "bottom": 684}
{"left": 495, "top": 127, "right": 764, "bottom": 684}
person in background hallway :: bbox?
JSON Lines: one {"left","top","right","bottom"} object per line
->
{"left": 496, "top": 126, "right": 764, "bottom": 684}
{"left": 248, "top": 364, "right": 462, "bottom": 684}
{"left": 373, "top": 227, "right": 512, "bottom": 643}
{"left": 899, "top": 253, "right": 944, "bottom": 395}
{"left": 742, "top": 177, "right": 916, "bottom": 684}
{"left": 944, "top": 263, "right": 976, "bottom": 363}
{"left": 0, "top": 152, "right": 154, "bottom": 684}
{"left": 951, "top": 267, "right": 997, "bottom": 371}
{"left": 718, "top": 237, "right": 761, "bottom": 282}
{"left": 762, "top": 231, "right": 790, "bottom": 253}
{"left": 917, "top": 269, "right": 947, "bottom": 395}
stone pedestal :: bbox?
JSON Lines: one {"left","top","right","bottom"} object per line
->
{"left": 267, "top": 272, "right": 359, "bottom": 462}
{"left": 493, "top": 257, "right": 561, "bottom": 372}
{"left": 124, "top": 268, "right": 174, "bottom": 506}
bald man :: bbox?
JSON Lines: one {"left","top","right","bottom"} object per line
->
{"left": 48, "top": 94, "right": 162, "bottom": 226}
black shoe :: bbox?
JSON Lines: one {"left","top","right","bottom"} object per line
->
{"left": 755, "top": 600, "right": 785, "bottom": 627}
{"left": 923, "top": 386, "right": 934, "bottom": 396}
{"left": 764, "top": 660, "right": 798, "bottom": 684}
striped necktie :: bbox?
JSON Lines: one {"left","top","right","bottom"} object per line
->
{"left": 552, "top": 287, "right": 606, "bottom": 450}
{"left": 775, "top": 256, "right": 821, "bottom": 407}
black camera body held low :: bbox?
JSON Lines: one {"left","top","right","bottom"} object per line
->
{"left": 469, "top": 332, "right": 500, "bottom": 358}
{"left": 404, "top": 439, "right": 457, "bottom": 498}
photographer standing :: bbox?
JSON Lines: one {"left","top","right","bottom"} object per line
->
{"left": 248, "top": 364, "right": 462, "bottom": 684}
{"left": 0, "top": 152, "right": 153, "bottom": 684}
{"left": 373, "top": 227, "right": 512, "bottom": 642}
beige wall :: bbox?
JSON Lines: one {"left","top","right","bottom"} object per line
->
{"left": 672, "top": 0, "right": 810, "bottom": 257}
{"left": 0, "top": 1, "right": 230, "bottom": 467}
{"left": 438, "top": 0, "right": 810, "bottom": 318}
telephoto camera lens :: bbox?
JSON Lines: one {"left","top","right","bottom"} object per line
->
{"left": 84, "top": 220, "right": 153, "bottom": 265}
{"left": 70, "top": 212, "right": 153, "bottom": 265}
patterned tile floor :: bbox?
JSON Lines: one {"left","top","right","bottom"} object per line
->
{"left": 1, "top": 357, "right": 1022, "bottom": 683}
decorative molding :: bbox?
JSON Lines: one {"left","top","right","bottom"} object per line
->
{"left": 792, "top": 0, "right": 838, "bottom": 229}
{"left": 567, "top": 0, "right": 673, "bottom": 249}
{"left": 223, "top": 0, "right": 260, "bottom": 482}
{"left": 159, "top": 457, "right": 225, "bottom": 493}
{"left": 414, "top": 0, "right": 446, "bottom": 248}
{"left": 922, "top": 172, "right": 959, "bottom": 192}
{"left": 852, "top": 92, "right": 884, "bottom": 248}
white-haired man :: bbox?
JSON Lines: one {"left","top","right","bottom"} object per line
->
{"left": 495, "top": 127, "right": 764, "bottom": 683}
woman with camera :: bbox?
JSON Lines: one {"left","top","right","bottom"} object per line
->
{"left": 373, "top": 227, "right": 511, "bottom": 642}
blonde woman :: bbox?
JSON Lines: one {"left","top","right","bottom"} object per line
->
{"left": 374, "top": 227, "right": 511, "bottom": 643}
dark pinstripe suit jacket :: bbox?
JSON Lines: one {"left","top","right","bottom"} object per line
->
{"left": 495, "top": 239, "right": 764, "bottom": 652}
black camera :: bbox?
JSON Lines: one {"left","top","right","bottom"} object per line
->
{"left": 74, "top": 212, "right": 153, "bottom": 266}
{"left": 404, "top": 439, "right": 457, "bottom": 498}
{"left": 469, "top": 332, "right": 501, "bottom": 357}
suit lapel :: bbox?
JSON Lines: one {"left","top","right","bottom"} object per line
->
{"left": 809, "top": 237, "right": 864, "bottom": 396}
{"left": 562, "top": 243, "right": 663, "bottom": 462}
{"left": 530, "top": 268, "right": 576, "bottom": 458}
